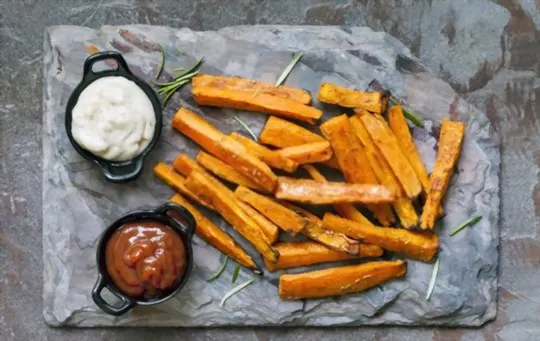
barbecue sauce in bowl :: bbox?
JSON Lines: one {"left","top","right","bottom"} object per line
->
{"left": 105, "top": 221, "right": 186, "bottom": 298}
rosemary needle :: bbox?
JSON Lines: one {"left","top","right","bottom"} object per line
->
{"left": 426, "top": 258, "right": 440, "bottom": 300}
{"left": 220, "top": 279, "right": 254, "bottom": 307}
{"left": 450, "top": 216, "right": 482, "bottom": 236}
{"left": 389, "top": 97, "right": 424, "bottom": 128}
{"left": 207, "top": 257, "right": 228, "bottom": 282}
{"left": 275, "top": 53, "right": 303, "bottom": 86}
{"left": 233, "top": 116, "right": 257, "bottom": 140}
{"left": 232, "top": 265, "right": 241, "bottom": 284}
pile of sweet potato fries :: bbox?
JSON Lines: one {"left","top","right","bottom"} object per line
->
{"left": 154, "top": 74, "right": 465, "bottom": 300}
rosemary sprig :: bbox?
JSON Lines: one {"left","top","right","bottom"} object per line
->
{"left": 450, "top": 216, "right": 482, "bottom": 236}
{"left": 207, "top": 257, "right": 228, "bottom": 282}
{"left": 153, "top": 44, "right": 165, "bottom": 80}
{"left": 233, "top": 115, "right": 257, "bottom": 140}
{"left": 389, "top": 97, "right": 424, "bottom": 128}
{"left": 232, "top": 264, "right": 241, "bottom": 283}
{"left": 275, "top": 53, "right": 303, "bottom": 86}
{"left": 426, "top": 258, "right": 440, "bottom": 300}
{"left": 220, "top": 279, "right": 254, "bottom": 307}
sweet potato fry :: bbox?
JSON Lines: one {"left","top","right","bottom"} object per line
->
{"left": 237, "top": 201, "right": 279, "bottom": 244}
{"left": 172, "top": 154, "right": 278, "bottom": 243}
{"left": 259, "top": 116, "right": 325, "bottom": 148}
{"left": 168, "top": 194, "right": 258, "bottom": 270}
{"left": 192, "top": 74, "right": 311, "bottom": 105}
{"left": 172, "top": 108, "right": 277, "bottom": 192}
{"left": 275, "top": 177, "right": 395, "bottom": 205}
{"left": 388, "top": 105, "right": 430, "bottom": 192}
{"left": 358, "top": 111, "right": 422, "bottom": 198}
{"left": 196, "top": 151, "right": 268, "bottom": 193}
{"left": 234, "top": 186, "right": 306, "bottom": 235}
{"left": 184, "top": 171, "right": 279, "bottom": 263}
{"left": 192, "top": 86, "right": 323, "bottom": 124}
{"left": 349, "top": 115, "right": 418, "bottom": 228}
{"left": 320, "top": 114, "right": 395, "bottom": 225}
{"left": 420, "top": 120, "right": 465, "bottom": 230}
{"left": 153, "top": 162, "right": 214, "bottom": 210}
{"left": 229, "top": 132, "right": 298, "bottom": 173}
{"left": 275, "top": 141, "right": 333, "bottom": 164}
{"left": 317, "top": 82, "right": 388, "bottom": 114}
{"left": 303, "top": 165, "right": 373, "bottom": 226}
{"left": 264, "top": 241, "right": 383, "bottom": 272}
{"left": 278, "top": 260, "right": 406, "bottom": 299}
{"left": 323, "top": 213, "right": 439, "bottom": 262}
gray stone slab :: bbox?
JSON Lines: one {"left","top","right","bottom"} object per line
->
{"left": 42, "top": 24, "right": 500, "bottom": 327}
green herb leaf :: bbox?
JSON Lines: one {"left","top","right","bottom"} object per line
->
{"left": 232, "top": 265, "right": 241, "bottom": 283}
{"left": 153, "top": 44, "right": 165, "bottom": 80}
{"left": 207, "top": 257, "right": 228, "bottom": 282}
{"left": 426, "top": 258, "right": 440, "bottom": 300}
{"left": 220, "top": 279, "right": 254, "bottom": 307}
{"left": 233, "top": 116, "right": 257, "bottom": 140}
{"left": 390, "top": 97, "right": 424, "bottom": 128}
{"left": 450, "top": 216, "right": 482, "bottom": 236}
{"left": 177, "top": 47, "right": 184, "bottom": 55}
{"left": 275, "top": 53, "right": 303, "bottom": 86}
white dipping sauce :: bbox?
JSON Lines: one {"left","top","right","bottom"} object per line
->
{"left": 71, "top": 76, "right": 156, "bottom": 161}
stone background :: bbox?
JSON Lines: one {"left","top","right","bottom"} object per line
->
{"left": 0, "top": 0, "right": 538, "bottom": 340}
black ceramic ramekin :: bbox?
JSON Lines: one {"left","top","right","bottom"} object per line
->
{"left": 92, "top": 202, "right": 196, "bottom": 316}
{"left": 65, "top": 51, "right": 162, "bottom": 183}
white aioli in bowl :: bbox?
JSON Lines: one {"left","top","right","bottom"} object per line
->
{"left": 71, "top": 76, "right": 156, "bottom": 161}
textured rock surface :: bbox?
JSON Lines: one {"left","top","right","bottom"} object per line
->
{"left": 0, "top": 0, "right": 538, "bottom": 340}
{"left": 42, "top": 24, "right": 499, "bottom": 327}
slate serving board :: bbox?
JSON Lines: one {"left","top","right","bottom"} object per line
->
{"left": 42, "top": 25, "right": 500, "bottom": 327}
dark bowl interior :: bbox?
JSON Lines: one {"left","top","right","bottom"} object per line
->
{"left": 96, "top": 210, "right": 194, "bottom": 305}
{"left": 65, "top": 51, "right": 162, "bottom": 183}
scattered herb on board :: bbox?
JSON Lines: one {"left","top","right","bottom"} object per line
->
{"left": 153, "top": 44, "right": 165, "bottom": 80}
{"left": 232, "top": 265, "right": 241, "bottom": 283}
{"left": 426, "top": 258, "right": 440, "bottom": 300}
{"left": 233, "top": 116, "right": 258, "bottom": 140}
{"left": 151, "top": 49, "right": 205, "bottom": 107}
{"left": 207, "top": 257, "right": 228, "bottom": 282}
{"left": 275, "top": 53, "right": 303, "bottom": 86}
{"left": 220, "top": 279, "right": 254, "bottom": 307}
{"left": 450, "top": 216, "right": 482, "bottom": 236}
{"left": 389, "top": 97, "right": 424, "bottom": 128}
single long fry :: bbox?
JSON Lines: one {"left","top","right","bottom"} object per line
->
{"left": 320, "top": 114, "right": 395, "bottom": 225}
{"left": 192, "top": 86, "right": 323, "bottom": 124}
{"left": 303, "top": 165, "right": 373, "bottom": 226}
{"left": 264, "top": 241, "right": 383, "bottom": 272}
{"left": 420, "top": 120, "right": 465, "bottom": 230}
{"left": 196, "top": 151, "right": 268, "bottom": 193}
{"left": 237, "top": 201, "right": 279, "bottom": 244}
{"left": 323, "top": 213, "right": 438, "bottom": 262}
{"left": 282, "top": 203, "right": 361, "bottom": 255}
{"left": 172, "top": 154, "right": 277, "bottom": 243}
{"left": 192, "top": 74, "right": 311, "bottom": 105}
{"left": 259, "top": 116, "right": 325, "bottom": 148}
{"left": 279, "top": 260, "right": 406, "bottom": 299}
{"left": 276, "top": 141, "right": 333, "bottom": 164}
{"left": 154, "top": 162, "right": 213, "bottom": 210}
{"left": 349, "top": 115, "right": 418, "bottom": 228}
{"left": 184, "top": 171, "right": 279, "bottom": 263}
{"left": 234, "top": 186, "right": 306, "bottom": 235}
{"left": 275, "top": 177, "right": 395, "bottom": 205}
{"left": 317, "top": 82, "right": 388, "bottom": 113}
{"left": 172, "top": 108, "right": 277, "bottom": 192}
{"left": 388, "top": 105, "right": 430, "bottom": 192}
{"left": 168, "top": 194, "right": 258, "bottom": 270}
{"left": 229, "top": 132, "right": 298, "bottom": 173}
{"left": 358, "top": 111, "right": 422, "bottom": 198}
